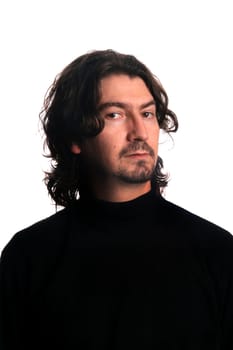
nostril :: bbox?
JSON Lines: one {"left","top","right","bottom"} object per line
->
{"left": 127, "top": 131, "right": 148, "bottom": 142}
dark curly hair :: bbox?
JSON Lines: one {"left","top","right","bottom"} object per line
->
{"left": 40, "top": 49, "right": 178, "bottom": 207}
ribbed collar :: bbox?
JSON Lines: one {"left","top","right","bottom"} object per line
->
{"left": 76, "top": 188, "right": 164, "bottom": 219}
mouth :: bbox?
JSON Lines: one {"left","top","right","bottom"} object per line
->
{"left": 125, "top": 152, "right": 150, "bottom": 158}
{"left": 119, "top": 142, "right": 155, "bottom": 160}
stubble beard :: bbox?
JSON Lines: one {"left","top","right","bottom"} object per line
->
{"left": 116, "top": 141, "right": 157, "bottom": 184}
{"left": 116, "top": 159, "right": 156, "bottom": 184}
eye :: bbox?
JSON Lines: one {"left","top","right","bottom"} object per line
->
{"left": 106, "top": 112, "right": 122, "bottom": 120}
{"left": 143, "top": 111, "right": 154, "bottom": 118}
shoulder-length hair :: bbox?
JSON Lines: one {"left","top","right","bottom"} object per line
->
{"left": 40, "top": 49, "right": 178, "bottom": 207}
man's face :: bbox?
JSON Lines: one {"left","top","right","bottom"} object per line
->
{"left": 72, "top": 74, "right": 160, "bottom": 198}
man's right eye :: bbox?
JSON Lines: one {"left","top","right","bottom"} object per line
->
{"left": 106, "top": 112, "right": 122, "bottom": 119}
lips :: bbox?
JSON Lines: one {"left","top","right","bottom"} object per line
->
{"left": 119, "top": 142, "right": 155, "bottom": 159}
{"left": 125, "top": 152, "right": 150, "bottom": 157}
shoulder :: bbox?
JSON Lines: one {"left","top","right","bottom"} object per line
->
{"left": 159, "top": 198, "right": 233, "bottom": 289}
{"left": 1, "top": 206, "right": 74, "bottom": 262}
{"left": 0, "top": 206, "right": 79, "bottom": 297}
{"left": 160, "top": 196, "right": 233, "bottom": 244}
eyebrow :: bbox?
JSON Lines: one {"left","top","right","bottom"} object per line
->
{"left": 97, "top": 99, "right": 156, "bottom": 112}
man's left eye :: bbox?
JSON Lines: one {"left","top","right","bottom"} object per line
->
{"left": 143, "top": 112, "right": 153, "bottom": 118}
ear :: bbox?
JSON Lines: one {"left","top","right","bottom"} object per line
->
{"left": 71, "top": 143, "right": 81, "bottom": 154}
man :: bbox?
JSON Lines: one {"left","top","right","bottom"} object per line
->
{"left": 0, "top": 49, "right": 232, "bottom": 349}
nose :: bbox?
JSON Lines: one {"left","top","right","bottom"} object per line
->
{"left": 127, "top": 114, "right": 148, "bottom": 142}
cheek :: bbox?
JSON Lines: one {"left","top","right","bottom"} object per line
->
{"left": 148, "top": 128, "right": 159, "bottom": 144}
{"left": 103, "top": 144, "right": 119, "bottom": 161}
{"left": 95, "top": 133, "right": 121, "bottom": 153}
{"left": 91, "top": 138, "right": 120, "bottom": 162}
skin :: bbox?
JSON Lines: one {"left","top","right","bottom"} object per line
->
{"left": 72, "top": 74, "right": 160, "bottom": 202}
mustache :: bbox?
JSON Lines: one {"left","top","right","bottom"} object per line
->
{"left": 119, "top": 142, "right": 155, "bottom": 158}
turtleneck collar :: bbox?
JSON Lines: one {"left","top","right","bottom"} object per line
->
{"left": 76, "top": 186, "right": 164, "bottom": 219}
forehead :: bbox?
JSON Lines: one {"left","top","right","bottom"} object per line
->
{"left": 98, "top": 74, "right": 153, "bottom": 103}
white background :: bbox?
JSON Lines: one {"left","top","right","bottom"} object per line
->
{"left": 0, "top": 0, "right": 232, "bottom": 251}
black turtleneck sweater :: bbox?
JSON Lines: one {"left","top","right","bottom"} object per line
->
{"left": 0, "top": 191, "right": 233, "bottom": 349}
